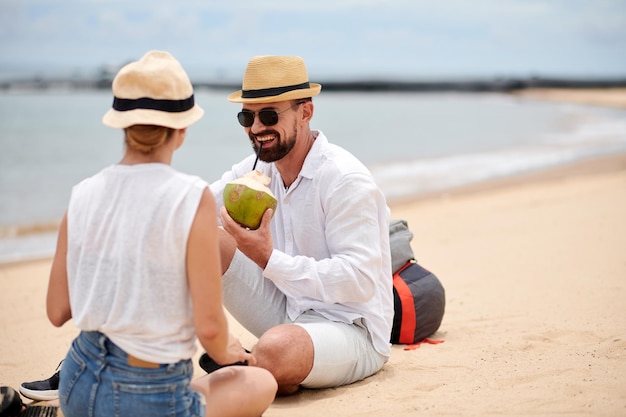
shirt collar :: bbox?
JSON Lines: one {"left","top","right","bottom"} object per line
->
{"left": 298, "top": 130, "right": 325, "bottom": 180}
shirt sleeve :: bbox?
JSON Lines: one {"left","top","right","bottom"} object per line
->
{"left": 263, "top": 172, "right": 389, "bottom": 306}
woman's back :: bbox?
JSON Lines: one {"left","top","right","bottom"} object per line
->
{"left": 67, "top": 163, "right": 208, "bottom": 364}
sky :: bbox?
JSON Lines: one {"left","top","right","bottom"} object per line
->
{"left": 1, "top": 0, "right": 625, "bottom": 82}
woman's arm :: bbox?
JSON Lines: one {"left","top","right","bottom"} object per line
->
{"left": 187, "top": 188, "right": 251, "bottom": 365}
{"left": 47, "top": 213, "right": 72, "bottom": 327}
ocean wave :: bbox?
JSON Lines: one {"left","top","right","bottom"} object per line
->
{"left": 372, "top": 108, "right": 626, "bottom": 201}
{"left": 371, "top": 144, "right": 626, "bottom": 201}
{"left": 0, "top": 232, "right": 57, "bottom": 264}
{"left": 0, "top": 222, "right": 60, "bottom": 239}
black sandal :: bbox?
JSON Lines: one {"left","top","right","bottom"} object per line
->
{"left": 198, "top": 350, "right": 249, "bottom": 374}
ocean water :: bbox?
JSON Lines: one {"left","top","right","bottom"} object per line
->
{"left": 1, "top": 88, "right": 625, "bottom": 263}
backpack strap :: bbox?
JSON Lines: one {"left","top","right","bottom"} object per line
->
{"left": 393, "top": 261, "right": 416, "bottom": 344}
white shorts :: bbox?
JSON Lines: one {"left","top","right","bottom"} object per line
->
{"left": 222, "top": 250, "right": 386, "bottom": 388}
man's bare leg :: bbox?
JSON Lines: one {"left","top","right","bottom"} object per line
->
{"left": 253, "top": 324, "right": 314, "bottom": 396}
{"left": 217, "top": 228, "right": 314, "bottom": 395}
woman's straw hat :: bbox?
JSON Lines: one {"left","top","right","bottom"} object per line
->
{"left": 102, "top": 50, "right": 204, "bottom": 129}
{"left": 228, "top": 56, "right": 321, "bottom": 104}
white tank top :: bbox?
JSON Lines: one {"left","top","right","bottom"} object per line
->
{"left": 67, "top": 163, "right": 208, "bottom": 364}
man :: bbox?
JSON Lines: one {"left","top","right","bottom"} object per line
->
{"left": 20, "top": 55, "right": 394, "bottom": 400}
{"left": 207, "top": 55, "right": 394, "bottom": 395}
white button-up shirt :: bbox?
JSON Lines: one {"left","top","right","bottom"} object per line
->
{"left": 211, "top": 130, "right": 394, "bottom": 358}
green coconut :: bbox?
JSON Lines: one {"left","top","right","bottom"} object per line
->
{"left": 223, "top": 170, "right": 278, "bottom": 229}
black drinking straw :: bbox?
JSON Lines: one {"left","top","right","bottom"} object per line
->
{"left": 252, "top": 141, "right": 263, "bottom": 170}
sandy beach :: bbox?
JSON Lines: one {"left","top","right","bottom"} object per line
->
{"left": 1, "top": 89, "right": 625, "bottom": 416}
{"left": 512, "top": 87, "right": 626, "bottom": 109}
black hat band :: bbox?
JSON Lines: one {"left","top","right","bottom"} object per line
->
{"left": 112, "top": 95, "right": 195, "bottom": 113}
{"left": 241, "top": 82, "right": 311, "bottom": 99}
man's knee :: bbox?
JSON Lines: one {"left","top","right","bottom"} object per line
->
{"left": 218, "top": 228, "right": 237, "bottom": 274}
{"left": 253, "top": 324, "right": 313, "bottom": 389}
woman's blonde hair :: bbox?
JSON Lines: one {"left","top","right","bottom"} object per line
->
{"left": 124, "top": 125, "right": 174, "bottom": 153}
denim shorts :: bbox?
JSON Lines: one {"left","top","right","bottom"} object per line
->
{"left": 59, "top": 331, "right": 205, "bottom": 417}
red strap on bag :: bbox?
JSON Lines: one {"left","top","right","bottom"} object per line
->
{"left": 393, "top": 262, "right": 416, "bottom": 344}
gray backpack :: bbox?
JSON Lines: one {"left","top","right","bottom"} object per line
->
{"left": 388, "top": 219, "right": 446, "bottom": 344}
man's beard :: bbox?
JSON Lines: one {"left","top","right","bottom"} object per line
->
{"left": 250, "top": 126, "right": 297, "bottom": 163}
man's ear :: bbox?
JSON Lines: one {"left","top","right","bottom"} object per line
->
{"left": 301, "top": 101, "right": 314, "bottom": 123}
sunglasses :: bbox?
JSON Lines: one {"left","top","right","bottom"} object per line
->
{"left": 237, "top": 102, "right": 304, "bottom": 128}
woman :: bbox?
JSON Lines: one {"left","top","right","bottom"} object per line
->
{"left": 46, "top": 50, "right": 277, "bottom": 417}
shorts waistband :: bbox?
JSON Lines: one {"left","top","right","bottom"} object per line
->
{"left": 80, "top": 331, "right": 163, "bottom": 369}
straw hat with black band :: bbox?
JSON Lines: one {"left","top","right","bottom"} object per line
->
{"left": 102, "top": 50, "right": 204, "bottom": 129}
{"left": 228, "top": 55, "right": 322, "bottom": 104}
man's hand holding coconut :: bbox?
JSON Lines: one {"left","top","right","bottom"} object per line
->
{"left": 219, "top": 203, "right": 274, "bottom": 270}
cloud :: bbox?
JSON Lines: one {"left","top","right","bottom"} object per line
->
{"left": 1, "top": 0, "right": 625, "bottom": 79}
